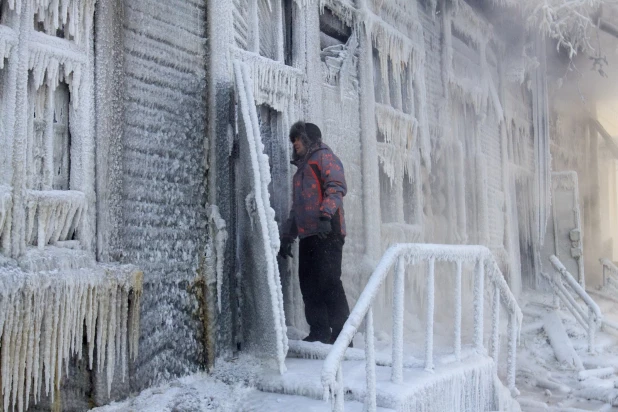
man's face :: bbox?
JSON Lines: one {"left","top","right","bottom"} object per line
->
{"left": 292, "top": 135, "right": 307, "bottom": 157}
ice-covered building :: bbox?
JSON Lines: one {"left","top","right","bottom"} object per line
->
{"left": 2, "top": 0, "right": 618, "bottom": 410}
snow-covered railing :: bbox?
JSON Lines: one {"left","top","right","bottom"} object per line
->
{"left": 600, "top": 258, "right": 618, "bottom": 289}
{"left": 0, "top": 186, "right": 12, "bottom": 255}
{"left": 547, "top": 255, "right": 602, "bottom": 352}
{"left": 321, "top": 244, "right": 523, "bottom": 412}
{"left": 25, "top": 190, "right": 86, "bottom": 250}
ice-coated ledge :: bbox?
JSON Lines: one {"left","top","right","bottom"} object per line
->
{"left": 25, "top": 189, "right": 86, "bottom": 250}
{"left": 0, "top": 261, "right": 143, "bottom": 412}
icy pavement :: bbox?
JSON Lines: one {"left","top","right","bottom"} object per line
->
{"left": 515, "top": 290, "right": 618, "bottom": 411}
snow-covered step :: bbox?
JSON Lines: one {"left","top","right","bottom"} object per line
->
{"left": 236, "top": 390, "right": 395, "bottom": 412}
{"left": 254, "top": 356, "right": 516, "bottom": 411}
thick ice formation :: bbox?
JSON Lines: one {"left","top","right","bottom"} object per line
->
{"left": 0, "top": 263, "right": 142, "bottom": 412}
{"left": 234, "top": 60, "right": 288, "bottom": 374}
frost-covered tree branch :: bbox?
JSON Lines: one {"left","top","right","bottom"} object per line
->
{"left": 524, "top": 0, "right": 606, "bottom": 58}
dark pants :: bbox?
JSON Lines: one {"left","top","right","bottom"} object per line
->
{"left": 298, "top": 234, "right": 350, "bottom": 343}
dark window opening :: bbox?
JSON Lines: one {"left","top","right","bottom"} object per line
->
{"left": 319, "top": 7, "right": 351, "bottom": 50}
{"left": 283, "top": 0, "right": 294, "bottom": 65}
{"left": 401, "top": 66, "right": 414, "bottom": 115}
{"left": 373, "top": 47, "right": 388, "bottom": 105}
{"left": 403, "top": 169, "right": 417, "bottom": 225}
{"left": 379, "top": 165, "right": 397, "bottom": 224}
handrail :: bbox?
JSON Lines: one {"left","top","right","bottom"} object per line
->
{"left": 600, "top": 258, "right": 618, "bottom": 289}
{"left": 321, "top": 243, "right": 523, "bottom": 412}
{"left": 547, "top": 255, "right": 602, "bottom": 352}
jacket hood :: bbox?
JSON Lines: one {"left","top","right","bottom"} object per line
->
{"left": 291, "top": 142, "right": 329, "bottom": 167}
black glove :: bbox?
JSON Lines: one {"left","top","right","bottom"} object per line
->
{"left": 278, "top": 237, "right": 293, "bottom": 258}
{"left": 317, "top": 217, "right": 332, "bottom": 239}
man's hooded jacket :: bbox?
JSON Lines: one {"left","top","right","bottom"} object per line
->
{"left": 282, "top": 140, "right": 347, "bottom": 240}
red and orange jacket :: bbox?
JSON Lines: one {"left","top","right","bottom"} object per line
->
{"left": 282, "top": 143, "right": 347, "bottom": 239}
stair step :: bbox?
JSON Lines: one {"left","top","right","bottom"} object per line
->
{"left": 256, "top": 355, "right": 510, "bottom": 411}
{"left": 237, "top": 390, "right": 395, "bottom": 411}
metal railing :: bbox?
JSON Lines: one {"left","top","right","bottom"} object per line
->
{"left": 547, "top": 255, "right": 602, "bottom": 352}
{"left": 320, "top": 244, "right": 523, "bottom": 412}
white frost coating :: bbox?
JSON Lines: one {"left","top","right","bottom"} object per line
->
{"left": 206, "top": 205, "right": 228, "bottom": 313}
{"left": 234, "top": 61, "right": 288, "bottom": 374}
{"left": 0, "top": 263, "right": 142, "bottom": 412}
{"left": 0, "top": 187, "right": 12, "bottom": 255}
{"left": 24, "top": 190, "right": 86, "bottom": 250}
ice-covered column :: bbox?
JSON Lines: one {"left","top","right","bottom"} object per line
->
{"left": 73, "top": 25, "right": 96, "bottom": 252}
{"left": 10, "top": 0, "right": 32, "bottom": 258}
{"left": 95, "top": 0, "right": 125, "bottom": 262}
{"left": 303, "top": 3, "right": 322, "bottom": 124}
{"left": 207, "top": 0, "right": 234, "bottom": 356}
{"left": 357, "top": 0, "right": 381, "bottom": 258}
{"left": 532, "top": 33, "right": 551, "bottom": 248}
{"left": 0, "top": 11, "right": 20, "bottom": 187}
{"left": 498, "top": 59, "right": 520, "bottom": 297}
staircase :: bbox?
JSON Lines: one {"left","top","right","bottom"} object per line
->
{"left": 222, "top": 244, "right": 523, "bottom": 411}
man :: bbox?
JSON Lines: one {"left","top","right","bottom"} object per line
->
{"left": 279, "top": 121, "right": 351, "bottom": 345}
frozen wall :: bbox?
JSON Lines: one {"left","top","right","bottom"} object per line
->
{"left": 95, "top": 0, "right": 209, "bottom": 392}
{"left": 320, "top": 39, "right": 367, "bottom": 305}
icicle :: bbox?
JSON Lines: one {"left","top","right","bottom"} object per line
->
{"left": 207, "top": 205, "right": 228, "bottom": 313}
{"left": 0, "top": 264, "right": 143, "bottom": 411}
{"left": 231, "top": 49, "right": 304, "bottom": 113}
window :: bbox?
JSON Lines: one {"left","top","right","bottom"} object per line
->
{"left": 233, "top": 0, "right": 289, "bottom": 63}
{"left": 0, "top": 1, "right": 95, "bottom": 255}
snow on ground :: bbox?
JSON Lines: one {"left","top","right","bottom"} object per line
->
{"left": 90, "top": 355, "right": 389, "bottom": 412}
{"left": 90, "top": 372, "right": 246, "bottom": 412}
{"left": 515, "top": 290, "right": 618, "bottom": 411}
{"left": 93, "top": 287, "right": 618, "bottom": 412}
